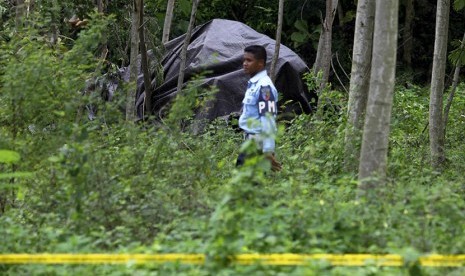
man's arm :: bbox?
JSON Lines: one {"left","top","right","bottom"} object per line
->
{"left": 260, "top": 114, "right": 276, "bottom": 153}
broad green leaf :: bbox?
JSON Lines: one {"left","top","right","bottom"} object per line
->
{"left": 0, "top": 150, "right": 20, "bottom": 164}
{"left": 453, "top": 0, "right": 465, "bottom": 11}
{"left": 294, "top": 20, "right": 308, "bottom": 33}
{"left": 291, "top": 32, "right": 307, "bottom": 43}
{"left": 16, "top": 188, "right": 25, "bottom": 200}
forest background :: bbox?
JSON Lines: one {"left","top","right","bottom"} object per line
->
{"left": 1, "top": 0, "right": 465, "bottom": 275}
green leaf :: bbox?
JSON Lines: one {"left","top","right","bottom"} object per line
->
{"left": 448, "top": 46, "right": 465, "bottom": 66}
{"left": 453, "top": 0, "right": 465, "bottom": 11}
{"left": 48, "top": 155, "right": 63, "bottom": 163}
{"left": 0, "top": 150, "right": 20, "bottom": 164}
{"left": 0, "top": 172, "right": 33, "bottom": 180}
{"left": 294, "top": 20, "right": 308, "bottom": 33}
{"left": 291, "top": 32, "right": 307, "bottom": 43}
{"left": 53, "top": 110, "right": 66, "bottom": 117}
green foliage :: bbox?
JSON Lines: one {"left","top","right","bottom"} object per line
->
{"left": 0, "top": 49, "right": 464, "bottom": 276}
{"left": 0, "top": 2, "right": 6, "bottom": 18}
{"left": 166, "top": 73, "right": 218, "bottom": 131}
{"left": 2, "top": 2, "right": 465, "bottom": 275}
{"left": 0, "top": 150, "right": 32, "bottom": 216}
{"left": 0, "top": 150, "right": 32, "bottom": 180}
{"left": 453, "top": 0, "right": 465, "bottom": 11}
{"left": 290, "top": 20, "right": 319, "bottom": 49}
{"left": 3, "top": 40, "right": 465, "bottom": 272}
{"left": 0, "top": 150, "right": 20, "bottom": 164}
{"left": 448, "top": 38, "right": 465, "bottom": 66}
{"left": 303, "top": 69, "right": 323, "bottom": 92}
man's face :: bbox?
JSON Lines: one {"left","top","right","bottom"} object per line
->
{"left": 243, "top": 52, "right": 264, "bottom": 76}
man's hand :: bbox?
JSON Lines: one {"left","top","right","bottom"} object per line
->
{"left": 265, "top": 153, "right": 282, "bottom": 172}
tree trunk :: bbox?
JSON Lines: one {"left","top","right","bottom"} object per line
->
{"left": 444, "top": 31, "right": 465, "bottom": 136}
{"left": 162, "top": 0, "right": 176, "bottom": 44}
{"left": 402, "top": 0, "right": 414, "bottom": 68}
{"left": 270, "top": 0, "right": 284, "bottom": 82}
{"left": 97, "top": 0, "right": 108, "bottom": 65}
{"left": 97, "top": 0, "right": 104, "bottom": 13}
{"left": 126, "top": 0, "right": 140, "bottom": 121}
{"left": 344, "top": 0, "right": 375, "bottom": 172}
{"left": 176, "top": 0, "right": 200, "bottom": 93}
{"left": 313, "top": 0, "right": 338, "bottom": 93}
{"left": 26, "top": 0, "right": 35, "bottom": 18}
{"left": 358, "top": 0, "right": 399, "bottom": 193}
{"left": 443, "top": 61, "right": 460, "bottom": 137}
{"left": 49, "top": 0, "right": 59, "bottom": 45}
{"left": 337, "top": 0, "right": 344, "bottom": 27}
{"left": 138, "top": 0, "right": 153, "bottom": 116}
{"left": 15, "top": 0, "right": 25, "bottom": 30}
{"left": 429, "top": 0, "right": 449, "bottom": 170}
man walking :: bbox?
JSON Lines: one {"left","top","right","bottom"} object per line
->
{"left": 236, "top": 45, "right": 282, "bottom": 171}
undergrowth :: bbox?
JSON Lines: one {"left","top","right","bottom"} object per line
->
{"left": 1, "top": 17, "right": 465, "bottom": 275}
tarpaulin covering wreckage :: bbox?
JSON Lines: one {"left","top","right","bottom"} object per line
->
{"left": 107, "top": 19, "right": 317, "bottom": 121}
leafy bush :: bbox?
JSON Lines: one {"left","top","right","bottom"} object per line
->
{"left": 2, "top": 10, "right": 465, "bottom": 276}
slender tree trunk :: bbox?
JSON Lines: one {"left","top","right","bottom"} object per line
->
{"left": 443, "top": 31, "right": 464, "bottom": 140}
{"left": 26, "top": 0, "right": 35, "bottom": 18}
{"left": 138, "top": 0, "right": 153, "bottom": 116}
{"left": 270, "top": 0, "right": 284, "bottom": 82}
{"left": 49, "top": 0, "right": 60, "bottom": 45}
{"left": 162, "top": 0, "right": 176, "bottom": 44}
{"left": 443, "top": 62, "right": 460, "bottom": 136}
{"left": 15, "top": 0, "right": 25, "bottom": 30}
{"left": 429, "top": 0, "right": 449, "bottom": 170}
{"left": 358, "top": 0, "right": 399, "bottom": 193}
{"left": 313, "top": 0, "right": 338, "bottom": 93}
{"left": 402, "top": 0, "right": 414, "bottom": 68}
{"left": 126, "top": 0, "right": 140, "bottom": 121}
{"left": 177, "top": 0, "right": 200, "bottom": 93}
{"left": 337, "top": 0, "right": 344, "bottom": 27}
{"left": 97, "top": 0, "right": 104, "bottom": 13}
{"left": 97, "top": 0, "right": 108, "bottom": 62}
{"left": 344, "top": 0, "right": 375, "bottom": 172}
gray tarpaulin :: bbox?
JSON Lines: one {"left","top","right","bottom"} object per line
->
{"left": 134, "top": 19, "right": 317, "bottom": 121}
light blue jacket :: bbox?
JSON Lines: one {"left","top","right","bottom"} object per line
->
{"left": 238, "top": 70, "right": 278, "bottom": 153}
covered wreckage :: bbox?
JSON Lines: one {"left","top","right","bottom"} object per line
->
{"left": 96, "top": 19, "right": 316, "bottom": 122}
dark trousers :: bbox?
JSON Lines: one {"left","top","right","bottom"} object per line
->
{"left": 236, "top": 133, "right": 261, "bottom": 167}
{"left": 236, "top": 152, "right": 247, "bottom": 167}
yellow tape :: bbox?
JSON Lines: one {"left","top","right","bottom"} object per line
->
{"left": 419, "top": 254, "right": 465, "bottom": 267}
{"left": 0, "top": 254, "right": 205, "bottom": 265}
{"left": 234, "top": 254, "right": 404, "bottom": 266}
{"left": 0, "top": 254, "right": 464, "bottom": 267}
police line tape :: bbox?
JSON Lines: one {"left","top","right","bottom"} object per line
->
{"left": 1, "top": 254, "right": 465, "bottom": 266}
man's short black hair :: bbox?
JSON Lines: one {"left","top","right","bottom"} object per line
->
{"left": 244, "top": 45, "right": 267, "bottom": 63}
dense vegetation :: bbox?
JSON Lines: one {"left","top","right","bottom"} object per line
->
{"left": 1, "top": 1, "right": 465, "bottom": 275}
{"left": 1, "top": 17, "right": 465, "bottom": 275}
{"left": 2, "top": 0, "right": 462, "bottom": 84}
